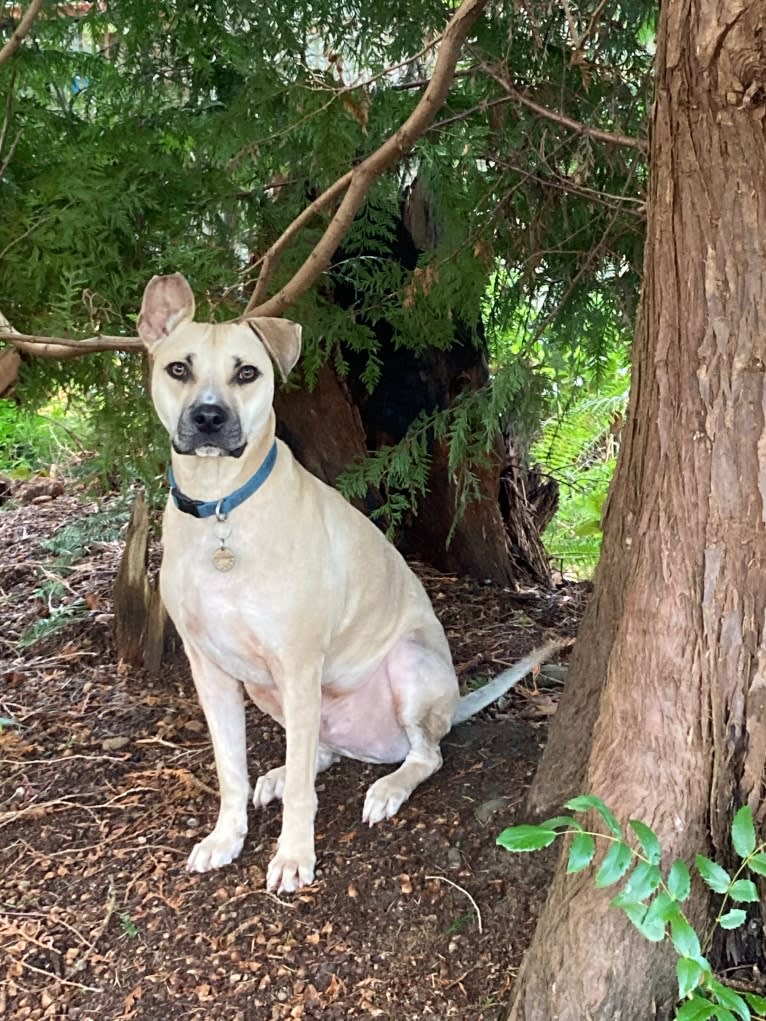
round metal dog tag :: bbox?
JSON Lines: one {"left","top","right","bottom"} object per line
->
{"left": 212, "top": 546, "right": 236, "bottom": 572}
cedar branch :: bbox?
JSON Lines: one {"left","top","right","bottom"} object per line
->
{"left": 244, "top": 0, "right": 489, "bottom": 317}
{"left": 0, "top": 0, "right": 46, "bottom": 67}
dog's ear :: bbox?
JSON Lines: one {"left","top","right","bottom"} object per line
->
{"left": 138, "top": 274, "right": 196, "bottom": 350}
{"left": 246, "top": 317, "right": 302, "bottom": 382}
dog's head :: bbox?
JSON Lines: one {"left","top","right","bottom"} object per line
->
{"left": 138, "top": 273, "right": 301, "bottom": 458}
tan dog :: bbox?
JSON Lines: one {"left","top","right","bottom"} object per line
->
{"left": 139, "top": 273, "right": 559, "bottom": 893}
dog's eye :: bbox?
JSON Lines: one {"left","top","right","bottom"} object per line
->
{"left": 166, "top": 362, "right": 190, "bottom": 382}
{"left": 235, "top": 365, "right": 260, "bottom": 384}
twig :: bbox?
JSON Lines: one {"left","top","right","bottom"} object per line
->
{"left": 492, "top": 155, "right": 645, "bottom": 216}
{"left": 0, "top": 0, "right": 46, "bottom": 67}
{"left": 70, "top": 878, "right": 117, "bottom": 975}
{"left": 0, "top": 71, "right": 15, "bottom": 157}
{"left": 0, "top": 70, "right": 20, "bottom": 178}
{"left": 559, "top": 0, "right": 582, "bottom": 50}
{"left": 0, "top": 207, "right": 69, "bottom": 262}
{"left": 0, "top": 795, "right": 105, "bottom": 829}
{"left": 18, "top": 958, "right": 102, "bottom": 993}
{"left": 5, "top": 909, "right": 103, "bottom": 956}
{"left": 518, "top": 156, "right": 641, "bottom": 350}
{"left": 0, "top": 753, "right": 129, "bottom": 767}
{"left": 0, "top": 127, "right": 21, "bottom": 179}
{"left": 244, "top": 0, "right": 489, "bottom": 317}
{"left": 429, "top": 94, "right": 514, "bottom": 133}
{"left": 483, "top": 62, "right": 647, "bottom": 152}
{"left": 246, "top": 169, "right": 353, "bottom": 308}
{"left": 425, "top": 874, "right": 483, "bottom": 934}
{"left": 230, "top": 38, "right": 449, "bottom": 163}
{"left": 572, "top": 0, "right": 610, "bottom": 64}
{"left": 226, "top": 898, "right": 297, "bottom": 943}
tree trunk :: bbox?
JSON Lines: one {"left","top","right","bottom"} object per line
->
{"left": 274, "top": 363, "right": 369, "bottom": 495}
{"left": 1, "top": 311, "right": 22, "bottom": 397}
{"left": 305, "top": 180, "right": 555, "bottom": 587}
{"left": 505, "top": 3, "right": 766, "bottom": 1017}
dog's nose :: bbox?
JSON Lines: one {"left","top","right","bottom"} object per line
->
{"left": 192, "top": 403, "right": 227, "bottom": 434}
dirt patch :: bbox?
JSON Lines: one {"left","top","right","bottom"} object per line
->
{"left": 0, "top": 485, "right": 585, "bottom": 1020}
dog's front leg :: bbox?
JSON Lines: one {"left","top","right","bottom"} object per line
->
{"left": 267, "top": 664, "right": 321, "bottom": 894}
{"left": 185, "top": 649, "right": 250, "bottom": 873}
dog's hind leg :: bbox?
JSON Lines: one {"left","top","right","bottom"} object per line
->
{"left": 253, "top": 744, "right": 338, "bottom": 810}
{"left": 362, "top": 638, "right": 457, "bottom": 826}
{"left": 185, "top": 650, "right": 250, "bottom": 873}
{"left": 362, "top": 724, "right": 445, "bottom": 825}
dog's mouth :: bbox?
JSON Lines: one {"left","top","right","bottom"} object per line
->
{"left": 172, "top": 437, "right": 247, "bottom": 458}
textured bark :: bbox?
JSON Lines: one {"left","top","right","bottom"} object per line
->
{"left": 500, "top": 457, "right": 557, "bottom": 587}
{"left": 274, "top": 364, "right": 369, "bottom": 493}
{"left": 507, "top": 2, "right": 766, "bottom": 1017}
{"left": 400, "top": 435, "right": 517, "bottom": 584}
{"left": 0, "top": 347, "right": 20, "bottom": 397}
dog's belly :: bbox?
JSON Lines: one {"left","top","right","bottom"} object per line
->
{"left": 319, "top": 668, "right": 411, "bottom": 764}
{"left": 242, "top": 668, "right": 411, "bottom": 765}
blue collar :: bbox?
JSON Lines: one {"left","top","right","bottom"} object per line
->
{"left": 168, "top": 440, "right": 278, "bottom": 519}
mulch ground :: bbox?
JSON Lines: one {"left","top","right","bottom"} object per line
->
{"left": 0, "top": 480, "right": 587, "bottom": 1021}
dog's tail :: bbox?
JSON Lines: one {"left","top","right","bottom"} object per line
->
{"left": 451, "top": 639, "right": 568, "bottom": 725}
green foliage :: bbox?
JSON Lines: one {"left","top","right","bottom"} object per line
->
{"left": 336, "top": 361, "right": 530, "bottom": 538}
{"left": 497, "top": 800, "right": 766, "bottom": 1020}
{"left": 18, "top": 598, "right": 90, "bottom": 649}
{"left": 1, "top": 0, "right": 651, "bottom": 526}
{"left": 529, "top": 358, "right": 630, "bottom": 574}
{"left": 0, "top": 399, "right": 83, "bottom": 476}
{"left": 42, "top": 499, "right": 132, "bottom": 561}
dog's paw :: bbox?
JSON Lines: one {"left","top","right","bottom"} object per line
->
{"left": 266, "top": 845, "right": 316, "bottom": 894}
{"left": 187, "top": 827, "right": 246, "bottom": 873}
{"left": 362, "top": 777, "right": 410, "bottom": 827}
{"left": 253, "top": 766, "right": 286, "bottom": 810}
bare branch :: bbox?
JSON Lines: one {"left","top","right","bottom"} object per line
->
{"left": 1, "top": 330, "right": 142, "bottom": 359}
{"left": 483, "top": 62, "right": 647, "bottom": 152}
{"left": 0, "top": 0, "right": 46, "bottom": 67}
{"left": 248, "top": 169, "right": 353, "bottom": 308}
{"left": 0, "top": 68, "right": 17, "bottom": 159}
{"left": 244, "top": 0, "right": 489, "bottom": 317}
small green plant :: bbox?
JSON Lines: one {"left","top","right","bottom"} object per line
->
{"left": 447, "top": 911, "right": 474, "bottom": 935}
{"left": 119, "top": 912, "right": 140, "bottom": 939}
{"left": 42, "top": 501, "right": 132, "bottom": 563}
{"left": 18, "top": 600, "right": 90, "bottom": 648}
{"left": 497, "top": 796, "right": 766, "bottom": 1020}
{"left": 16, "top": 502, "right": 132, "bottom": 648}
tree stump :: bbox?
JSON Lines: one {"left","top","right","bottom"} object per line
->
{"left": 113, "top": 491, "right": 168, "bottom": 673}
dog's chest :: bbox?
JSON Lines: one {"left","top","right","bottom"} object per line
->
{"left": 161, "top": 552, "right": 275, "bottom": 684}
